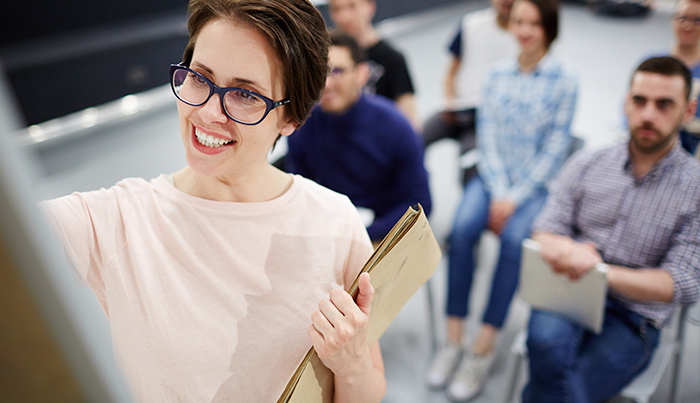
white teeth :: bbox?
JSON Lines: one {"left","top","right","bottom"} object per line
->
{"left": 195, "top": 128, "right": 233, "bottom": 148}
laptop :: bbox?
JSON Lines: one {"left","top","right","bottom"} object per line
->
{"left": 0, "top": 61, "right": 130, "bottom": 402}
{"left": 520, "top": 238, "right": 608, "bottom": 334}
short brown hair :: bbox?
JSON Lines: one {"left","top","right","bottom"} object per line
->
{"left": 634, "top": 56, "right": 692, "bottom": 100}
{"left": 183, "top": 0, "right": 330, "bottom": 125}
{"left": 329, "top": 31, "right": 367, "bottom": 65}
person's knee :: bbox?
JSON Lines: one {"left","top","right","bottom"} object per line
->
{"left": 526, "top": 313, "right": 577, "bottom": 377}
{"left": 452, "top": 207, "right": 488, "bottom": 243}
{"left": 499, "top": 230, "right": 526, "bottom": 251}
{"left": 422, "top": 113, "right": 449, "bottom": 145}
{"left": 450, "top": 223, "right": 482, "bottom": 247}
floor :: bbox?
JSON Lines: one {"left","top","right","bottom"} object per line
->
{"left": 22, "top": 1, "right": 699, "bottom": 402}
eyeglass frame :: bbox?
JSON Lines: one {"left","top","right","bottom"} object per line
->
{"left": 674, "top": 13, "right": 700, "bottom": 27}
{"left": 169, "top": 63, "right": 290, "bottom": 126}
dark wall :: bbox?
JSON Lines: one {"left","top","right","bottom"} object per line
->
{"left": 373, "top": 0, "right": 466, "bottom": 22}
{"left": 319, "top": 0, "right": 466, "bottom": 28}
{"left": 0, "top": 1, "right": 189, "bottom": 126}
{"left": 1, "top": 1, "right": 189, "bottom": 46}
{"left": 1, "top": 0, "right": 465, "bottom": 127}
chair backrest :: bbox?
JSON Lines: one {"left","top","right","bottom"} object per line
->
{"left": 568, "top": 136, "right": 585, "bottom": 159}
{"left": 620, "top": 302, "right": 694, "bottom": 403}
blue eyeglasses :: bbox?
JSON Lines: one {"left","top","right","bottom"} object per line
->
{"left": 170, "top": 63, "right": 290, "bottom": 125}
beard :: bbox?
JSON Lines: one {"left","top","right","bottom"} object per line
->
{"left": 629, "top": 122, "right": 677, "bottom": 154}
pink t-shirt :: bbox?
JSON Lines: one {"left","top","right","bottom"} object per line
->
{"left": 42, "top": 174, "right": 373, "bottom": 402}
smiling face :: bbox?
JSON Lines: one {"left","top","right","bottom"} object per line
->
{"left": 625, "top": 71, "right": 693, "bottom": 154}
{"left": 510, "top": 0, "right": 547, "bottom": 55}
{"left": 674, "top": 0, "right": 700, "bottom": 48}
{"left": 177, "top": 18, "right": 297, "bottom": 178}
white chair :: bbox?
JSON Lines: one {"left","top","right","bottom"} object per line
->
{"left": 502, "top": 303, "right": 694, "bottom": 403}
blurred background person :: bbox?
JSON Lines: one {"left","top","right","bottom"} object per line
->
{"left": 286, "top": 32, "right": 431, "bottom": 245}
{"left": 523, "top": 56, "right": 700, "bottom": 403}
{"left": 425, "top": 0, "right": 577, "bottom": 400}
{"left": 421, "top": 0, "right": 517, "bottom": 183}
{"left": 328, "top": 0, "right": 419, "bottom": 129}
{"left": 662, "top": 0, "right": 700, "bottom": 154}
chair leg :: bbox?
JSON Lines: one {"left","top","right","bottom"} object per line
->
{"left": 503, "top": 352, "right": 525, "bottom": 403}
{"left": 425, "top": 278, "right": 438, "bottom": 353}
{"left": 669, "top": 305, "right": 690, "bottom": 403}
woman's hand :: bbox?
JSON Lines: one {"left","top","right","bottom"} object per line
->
{"left": 308, "top": 272, "right": 374, "bottom": 379}
{"left": 488, "top": 199, "right": 517, "bottom": 234}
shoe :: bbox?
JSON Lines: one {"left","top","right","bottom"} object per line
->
{"left": 446, "top": 351, "right": 494, "bottom": 401}
{"left": 425, "top": 341, "right": 463, "bottom": 389}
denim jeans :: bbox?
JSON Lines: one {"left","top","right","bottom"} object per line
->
{"left": 445, "top": 176, "right": 547, "bottom": 328}
{"left": 522, "top": 298, "right": 660, "bottom": 403}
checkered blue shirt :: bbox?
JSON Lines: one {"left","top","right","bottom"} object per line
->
{"left": 477, "top": 54, "right": 578, "bottom": 205}
{"left": 533, "top": 142, "right": 700, "bottom": 327}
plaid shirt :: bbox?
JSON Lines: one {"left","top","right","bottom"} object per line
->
{"left": 477, "top": 54, "right": 578, "bottom": 205}
{"left": 533, "top": 142, "right": 700, "bottom": 327}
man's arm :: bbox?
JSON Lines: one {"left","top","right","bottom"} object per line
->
{"left": 533, "top": 232, "right": 675, "bottom": 303}
{"left": 444, "top": 56, "right": 462, "bottom": 109}
{"left": 366, "top": 128, "right": 431, "bottom": 240}
{"left": 606, "top": 266, "right": 674, "bottom": 303}
{"left": 394, "top": 93, "right": 420, "bottom": 132}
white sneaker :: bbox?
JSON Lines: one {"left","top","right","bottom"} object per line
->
{"left": 446, "top": 352, "right": 494, "bottom": 401}
{"left": 425, "top": 341, "right": 463, "bottom": 389}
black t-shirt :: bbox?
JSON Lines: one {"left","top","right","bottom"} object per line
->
{"left": 365, "top": 40, "right": 415, "bottom": 101}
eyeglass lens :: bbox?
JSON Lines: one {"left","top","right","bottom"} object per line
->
{"left": 171, "top": 67, "right": 269, "bottom": 124}
{"left": 676, "top": 14, "right": 700, "bottom": 26}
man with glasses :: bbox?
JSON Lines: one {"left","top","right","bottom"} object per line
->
{"left": 286, "top": 32, "right": 431, "bottom": 243}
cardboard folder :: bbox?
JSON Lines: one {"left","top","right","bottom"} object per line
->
{"left": 277, "top": 204, "right": 442, "bottom": 403}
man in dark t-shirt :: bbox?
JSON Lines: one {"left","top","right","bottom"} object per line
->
{"left": 328, "top": 0, "right": 418, "bottom": 130}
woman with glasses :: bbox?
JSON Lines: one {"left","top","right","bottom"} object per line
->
{"left": 40, "top": 0, "right": 385, "bottom": 401}
{"left": 426, "top": 0, "right": 578, "bottom": 400}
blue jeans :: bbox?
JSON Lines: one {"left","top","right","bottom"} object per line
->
{"left": 522, "top": 298, "right": 660, "bottom": 403}
{"left": 446, "top": 176, "right": 547, "bottom": 328}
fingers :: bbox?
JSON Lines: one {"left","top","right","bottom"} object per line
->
{"left": 311, "top": 287, "right": 370, "bottom": 341}
{"left": 312, "top": 288, "right": 363, "bottom": 331}
{"left": 355, "top": 273, "right": 374, "bottom": 315}
{"left": 319, "top": 297, "right": 344, "bottom": 327}
{"left": 487, "top": 210, "right": 503, "bottom": 234}
{"left": 489, "top": 215, "right": 506, "bottom": 235}
{"left": 581, "top": 241, "right": 598, "bottom": 254}
{"left": 567, "top": 264, "right": 589, "bottom": 282}
{"left": 309, "top": 285, "right": 373, "bottom": 376}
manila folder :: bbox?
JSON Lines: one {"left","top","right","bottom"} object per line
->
{"left": 277, "top": 204, "right": 442, "bottom": 403}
